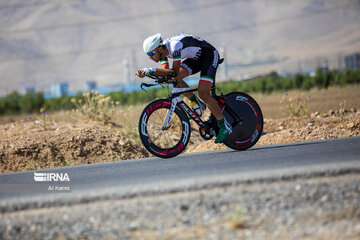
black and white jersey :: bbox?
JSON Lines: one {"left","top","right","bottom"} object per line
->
{"left": 161, "top": 33, "right": 220, "bottom": 84}
{"left": 163, "top": 33, "right": 213, "bottom": 62}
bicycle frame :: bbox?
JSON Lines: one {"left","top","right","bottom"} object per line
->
{"left": 162, "top": 85, "right": 242, "bottom": 132}
{"left": 141, "top": 74, "right": 242, "bottom": 133}
{"left": 162, "top": 86, "right": 208, "bottom": 131}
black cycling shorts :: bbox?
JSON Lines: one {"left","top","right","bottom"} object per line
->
{"left": 181, "top": 46, "right": 220, "bottom": 85}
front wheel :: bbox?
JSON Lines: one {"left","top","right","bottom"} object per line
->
{"left": 222, "top": 92, "right": 263, "bottom": 151}
{"left": 138, "top": 99, "right": 191, "bottom": 158}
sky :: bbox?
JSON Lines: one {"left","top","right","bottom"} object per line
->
{"left": 0, "top": 0, "right": 359, "bottom": 96}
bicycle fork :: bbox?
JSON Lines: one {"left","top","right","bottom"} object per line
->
{"left": 162, "top": 96, "right": 182, "bottom": 130}
{"left": 162, "top": 87, "right": 198, "bottom": 130}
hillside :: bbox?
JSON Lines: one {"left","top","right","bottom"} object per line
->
{"left": 0, "top": 0, "right": 360, "bottom": 96}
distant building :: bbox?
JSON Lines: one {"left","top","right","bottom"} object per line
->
{"left": 84, "top": 81, "right": 97, "bottom": 91}
{"left": 22, "top": 87, "right": 35, "bottom": 94}
{"left": 279, "top": 70, "right": 293, "bottom": 77}
{"left": 301, "top": 69, "right": 316, "bottom": 77}
{"left": 345, "top": 53, "right": 360, "bottom": 70}
{"left": 319, "top": 65, "right": 329, "bottom": 73}
{"left": 50, "top": 82, "right": 68, "bottom": 97}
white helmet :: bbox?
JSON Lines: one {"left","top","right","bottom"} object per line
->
{"left": 143, "top": 33, "right": 162, "bottom": 53}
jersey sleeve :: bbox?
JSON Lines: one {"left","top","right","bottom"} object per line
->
{"left": 160, "top": 57, "right": 169, "bottom": 66}
{"left": 173, "top": 50, "right": 181, "bottom": 63}
{"left": 170, "top": 41, "right": 183, "bottom": 63}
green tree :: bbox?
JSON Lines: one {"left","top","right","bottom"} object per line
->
{"left": 294, "top": 73, "right": 304, "bottom": 89}
{"left": 314, "top": 68, "right": 325, "bottom": 88}
{"left": 3, "top": 91, "right": 21, "bottom": 114}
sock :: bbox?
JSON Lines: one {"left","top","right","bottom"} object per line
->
{"left": 218, "top": 118, "right": 232, "bottom": 134}
{"left": 217, "top": 118, "right": 225, "bottom": 128}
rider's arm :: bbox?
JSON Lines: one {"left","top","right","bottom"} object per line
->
{"left": 171, "top": 53, "right": 181, "bottom": 74}
{"left": 160, "top": 57, "right": 169, "bottom": 70}
{"left": 153, "top": 51, "right": 181, "bottom": 77}
{"left": 152, "top": 57, "right": 173, "bottom": 77}
{"left": 154, "top": 65, "right": 180, "bottom": 77}
{"left": 153, "top": 68, "right": 175, "bottom": 77}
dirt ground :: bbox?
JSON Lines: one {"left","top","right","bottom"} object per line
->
{"left": 0, "top": 107, "right": 359, "bottom": 173}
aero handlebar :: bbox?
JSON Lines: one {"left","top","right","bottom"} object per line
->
{"left": 140, "top": 73, "right": 177, "bottom": 91}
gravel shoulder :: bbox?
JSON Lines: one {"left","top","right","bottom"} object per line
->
{"left": 1, "top": 174, "right": 359, "bottom": 240}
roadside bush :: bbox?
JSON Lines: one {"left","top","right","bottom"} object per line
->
{"left": 280, "top": 92, "right": 310, "bottom": 117}
{"left": 71, "top": 91, "right": 120, "bottom": 124}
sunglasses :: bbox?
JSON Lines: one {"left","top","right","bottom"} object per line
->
{"left": 147, "top": 50, "right": 156, "bottom": 57}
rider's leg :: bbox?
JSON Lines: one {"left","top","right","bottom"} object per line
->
{"left": 197, "top": 81, "right": 222, "bottom": 119}
{"left": 198, "top": 81, "right": 232, "bottom": 143}
{"left": 175, "top": 66, "right": 192, "bottom": 99}
{"left": 176, "top": 66, "right": 206, "bottom": 116}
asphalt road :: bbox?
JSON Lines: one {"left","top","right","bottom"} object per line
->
{"left": 0, "top": 137, "right": 360, "bottom": 212}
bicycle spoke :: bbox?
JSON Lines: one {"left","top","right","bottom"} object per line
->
{"left": 147, "top": 108, "right": 182, "bottom": 149}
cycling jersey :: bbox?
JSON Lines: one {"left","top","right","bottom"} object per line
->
{"left": 162, "top": 33, "right": 220, "bottom": 84}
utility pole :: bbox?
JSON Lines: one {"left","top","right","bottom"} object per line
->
{"left": 337, "top": 53, "right": 343, "bottom": 71}
{"left": 219, "top": 45, "right": 228, "bottom": 81}
{"left": 123, "top": 59, "right": 130, "bottom": 86}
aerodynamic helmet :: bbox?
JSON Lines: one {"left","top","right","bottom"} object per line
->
{"left": 143, "top": 33, "right": 162, "bottom": 54}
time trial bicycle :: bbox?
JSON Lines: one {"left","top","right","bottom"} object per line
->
{"left": 138, "top": 72, "right": 263, "bottom": 158}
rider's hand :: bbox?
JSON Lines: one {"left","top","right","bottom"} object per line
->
{"left": 140, "top": 67, "right": 155, "bottom": 76}
{"left": 136, "top": 70, "right": 145, "bottom": 78}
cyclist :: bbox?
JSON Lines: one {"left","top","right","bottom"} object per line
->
{"left": 136, "top": 33, "right": 232, "bottom": 143}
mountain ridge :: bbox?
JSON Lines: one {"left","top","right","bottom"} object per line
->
{"left": 0, "top": 0, "right": 359, "bottom": 96}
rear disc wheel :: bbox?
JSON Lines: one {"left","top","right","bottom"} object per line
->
{"left": 222, "top": 92, "right": 263, "bottom": 151}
